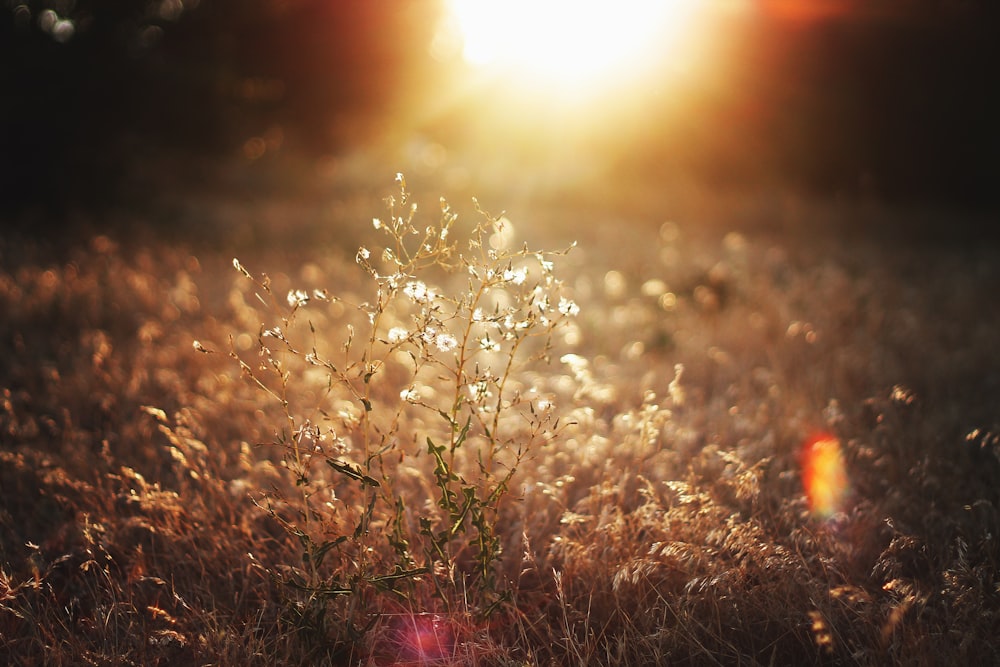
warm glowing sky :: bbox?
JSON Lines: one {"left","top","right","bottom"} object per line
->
{"left": 444, "top": 0, "right": 705, "bottom": 94}
{"left": 2, "top": 0, "right": 996, "bottom": 215}
{"left": 438, "top": 0, "right": 870, "bottom": 97}
{"left": 416, "top": 0, "right": 996, "bottom": 209}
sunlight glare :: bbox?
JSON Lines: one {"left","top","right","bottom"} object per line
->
{"left": 383, "top": 613, "right": 455, "bottom": 663}
{"left": 447, "top": 0, "right": 703, "bottom": 91}
{"left": 801, "top": 434, "right": 849, "bottom": 518}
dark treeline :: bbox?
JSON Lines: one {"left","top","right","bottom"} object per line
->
{"left": 2, "top": 0, "right": 998, "bottom": 223}
{"left": 1, "top": 0, "right": 435, "bottom": 218}
{"left": 692, "top": 7, "right": 1000, "bottom": 211}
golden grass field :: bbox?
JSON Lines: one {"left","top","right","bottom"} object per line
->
{"left": 2, "top": 178, "right": 999, "bottom": 665}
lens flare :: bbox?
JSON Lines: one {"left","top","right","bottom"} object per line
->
{"left": 376, "top": 613, "right": 455, "bottom": 664}
{"left": 801, "top": 434, "right": 848, "bottom": 518}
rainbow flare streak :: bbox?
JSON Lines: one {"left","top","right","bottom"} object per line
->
{"left": 801, "top": 434, "right": 849, "bottom": 518}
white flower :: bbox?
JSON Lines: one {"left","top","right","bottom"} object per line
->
{"left": 535, "top": 294, "right": 551, "bottom": 313}
{"left": 468, "top": 380, "right": 492, "bottom": 401}
{"left": 400, "top": 387, "right": 418, "bottom": 402}
{"left": 503, "top": 313, "right": 530, "bottom": 330}
{"left": 419, "top": 326, "right": 437, "bottom": 345}
{"left": 403, "top": 281, "right": 423, "bottom": 300}
{"left": 403, "top": 281, "right": 436, "bottom": 303}
{"left": 479, "top": 336, "right": 500, "bottom": 353}
{"left": 387, "top": 327, "right": 408, "bottom": 344}
{"left": 287, "top": 289, "right": 309, "bottom": 308}
{"left": 503, "top": 266, "right": 528, "bottom": 285}
{"left": 357, "top": 247, "right": 371, "bottom": 261}
{"left": 372, "top": 217, "right": 382, "bottom": 230}
{"left": 473, "top": 308, "right": 484, "bottom": 322}
{"left": 435, "top": 333, "right": 458, "bottom": 352}
{"left": 558, "top": 297, "right": 580, "bottom": 317}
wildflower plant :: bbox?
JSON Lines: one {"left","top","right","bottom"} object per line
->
{"left": 229, "top": 174, "right": 577, "bottom": 637}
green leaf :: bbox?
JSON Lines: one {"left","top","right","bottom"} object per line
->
{"left": 449, "top": 487, "right": 478, "bottom": 538}
{"left": 427, "top": 437, "right": 458, "bottom": 511}
{"left": 368, "top": 565, "right": 430, "bottom": 587}
{"left": 454, "top": 414, "right": 472, "bottom": 450}
{"left": 284, "top": 578, "right": 352, "bottom": 597}
{"left": 327, "top": 459, "right": 380, "bottom": 487}
{"left": 311, "top": 536, "right": 348, "bottom": 568}
{"left": 354, "top": 493, "right": 378, "bottom": 539}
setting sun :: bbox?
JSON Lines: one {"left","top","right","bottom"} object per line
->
{"left": 445, "top": 0, "right": 705, "bottom": 93}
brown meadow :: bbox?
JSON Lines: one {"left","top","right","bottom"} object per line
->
{"left": 2, "top": 180, "right": 999, "bottom": 665}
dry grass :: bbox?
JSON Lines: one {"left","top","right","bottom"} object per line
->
{"left": 2, "top": 183, "right": 999, "bottom": 666}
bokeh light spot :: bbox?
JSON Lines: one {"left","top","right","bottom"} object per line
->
{"left": 603, "top": 270, "right": 626, "bottom": 299}
{"left": 39, "top": 9, "right": 75, "bottom": 42}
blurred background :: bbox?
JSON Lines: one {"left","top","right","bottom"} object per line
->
{"left": 2, "top": 0, "right": 997, "bottom": 238}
